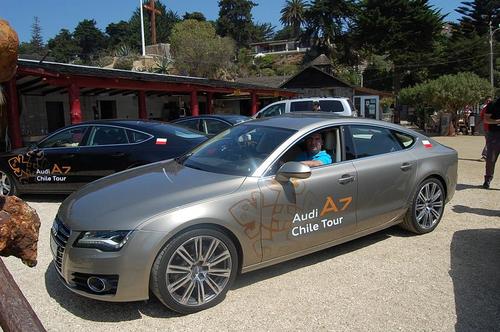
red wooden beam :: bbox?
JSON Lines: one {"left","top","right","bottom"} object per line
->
{"left": 138, "top": 91, "right": 147, "bottom": 119}
{"left": 5, "top": 80, "right": 23, "bottom": 149}
{"left": 41, "top": 75, "right": 297, "bottom": 97}
{"left": 17, "top": 67, "right": 60, "bottom": 78}
{"left": 190, "top": 90, "right": 199, "bottom": 116}
{"left": 42, "top": 76, "right": 231, "bottom": 94}
{"left": 251, "top": 92, "right": 258, "bottom": 116}
{"left": 68, "top": 83, "right": 82, "bottom": 124}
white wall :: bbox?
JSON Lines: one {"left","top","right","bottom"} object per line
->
{"left": 18, "top": 93, "right": 239, "bottom": 141}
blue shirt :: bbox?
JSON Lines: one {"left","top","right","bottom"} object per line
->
{"left": 295, "top": 150, "right": 332, "bottom": 165}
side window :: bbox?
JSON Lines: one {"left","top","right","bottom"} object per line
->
{"left": 259, "top": 103, "right": 285, "bottom": 117}
{"left": 265, "top": 127, "right": 339, "bottom": 176}
{"left": 319, "top": 100, "right": 344, "bottom": 113}
{"left": 349, "top": 125, "right": 402, "bottom": 159}
{"left": 38, "top": 126, "right": 89, "bottom": 148}
{"left": 88, "top": 126, "right": 129, "bottom": 146}
{"left": 126, "top": 129, "right": 151, "bottom": 144}
{"left": 290, "top": 101, "right": 313, "bottom": 112}
{"left": 176, "top": 119, "right": 200, "bottom": 132}
{"left": 392, "top": 130, "right": 416, "bottom": 149}
{"left": 346, "top": 99, "right": 358, "bottom": 116}
{"left": 204, "top": 119, "right": 230, "bottom": 135}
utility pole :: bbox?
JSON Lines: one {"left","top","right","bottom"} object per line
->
{"left": 489, "top": 20, "right": 500, "bottom": 89}
{"left": 140, "top": 0, "right": 146, "bottom": 56}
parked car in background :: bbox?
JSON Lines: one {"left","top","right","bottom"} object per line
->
{"left": 255, "top": 97, "right": 357, "bottom": 118}
{"left": 171, "top": 114, "right": 250, "bottom": 137}
{"left": 51, "top": 113, "right": 457, "bottom": 314}
{"left": 0, "top": 120, "right": 206, "bottom": 195}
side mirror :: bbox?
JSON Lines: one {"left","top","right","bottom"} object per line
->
{"left": 275, "top": 161, "right": 311, "bottom": 182}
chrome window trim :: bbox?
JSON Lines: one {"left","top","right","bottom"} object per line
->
{"left": 345, "top": 123, "right": 418, "bottom": 160}
{"left": 39, "top": 124, "right": 155, "bottom": 150}
{"left": 251, "top": 121, "right": 420, "bottom": 177}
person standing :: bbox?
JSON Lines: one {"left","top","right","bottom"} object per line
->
{"left": 482, "top": 98, "right": 500, "bottom": 189}
{"left": 468, "top": 112, "right": 476, "bottom": 135}
{"left": 479, "top": 98, "right": 492, "bottom": 160}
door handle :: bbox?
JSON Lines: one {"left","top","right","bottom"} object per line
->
{"left": 400, "top": 163, "right": 413, "bottom": 171}
{"left": 111, "top": 152, "right": 125, "bottom": 158}
{"left": 338, "top": 174, "right": 355, "bottom": 184}
{"left": 60, "top": 154, "right": 75, "bottom": 159}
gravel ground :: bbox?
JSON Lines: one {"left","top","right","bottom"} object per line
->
{"left": 3, "top": 135, "right": 499, "bottom": 332}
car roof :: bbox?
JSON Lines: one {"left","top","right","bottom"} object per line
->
{"left": 63, "top": 119, "right": 203, "bottom": 134}
{"left": 172, "top": 114, "right": 250, "bottom": 125}
{"left": 269, "top": 97, "right": 348, "bottom": 104}
{"left": 247, "top": 112, "right": 422, "bottom": 134}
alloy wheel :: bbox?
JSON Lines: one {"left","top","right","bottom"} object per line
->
{"left": 415, "top": 182, "right": 443, "bottom": 230}
{"left": 0, "top": 171, "right": 12, "bottom": 195}
{"left": 166, "top": 235, "right": 232, "bottom": 307}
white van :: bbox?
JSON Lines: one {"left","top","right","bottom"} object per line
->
{"left": 255, "top": 97, "right": 357, "bottom": 118}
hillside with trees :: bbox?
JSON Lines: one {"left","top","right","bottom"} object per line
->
{"left": 18, "top": 0, "right": 500, "bottom": 96}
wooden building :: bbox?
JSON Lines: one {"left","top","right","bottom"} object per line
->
{"left": 2, "top": 59, "right": 296, "bottom": 149}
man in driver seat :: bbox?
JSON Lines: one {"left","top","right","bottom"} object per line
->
{"left": 295, "top": 133, "right": 332, "bottom": 167}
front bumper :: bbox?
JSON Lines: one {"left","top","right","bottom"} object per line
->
{"left": 50, "top": 219, "right": 167, "bottom": 302}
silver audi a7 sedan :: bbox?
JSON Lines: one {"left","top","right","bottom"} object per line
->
{"left": 51, "top": 113, "right": 457, "bottom": 314}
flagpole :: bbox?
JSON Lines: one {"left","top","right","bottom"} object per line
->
{"left": 139, "top": 0, "right": 146, "bottom": 56}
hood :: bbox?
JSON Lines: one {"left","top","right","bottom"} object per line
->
{"left": 58, "top": 160, "right": 244, "bottom": 231}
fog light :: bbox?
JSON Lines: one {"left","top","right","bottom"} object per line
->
{"left": 87, "top": 276, "right": 110, "bottom": 293}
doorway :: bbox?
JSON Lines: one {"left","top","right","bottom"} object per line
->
{"left": 99, "top": 100, "right": 117, "bottom": 119}
{"left": 354, "top": 96, "right": 379, "bottom": 119}
{"left": 46, "top": 101, "right": 65, "bottom": 133}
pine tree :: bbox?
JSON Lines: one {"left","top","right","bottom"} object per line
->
{"left": 31, "top": 17, "right": 44, "bottom": 49}
{"left": 217, "top": 0, "right": 257, "bottom": 47}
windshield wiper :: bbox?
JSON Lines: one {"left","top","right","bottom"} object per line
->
{"left": 175, "top": 152, "right": 193, "bottom": 164}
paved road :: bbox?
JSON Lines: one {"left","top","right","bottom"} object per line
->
{"left": 3, "top": 135, "right": 499, "bottom": 331}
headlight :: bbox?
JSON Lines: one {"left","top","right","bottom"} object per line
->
{"left": 74, "top": 230, "right": 133, "bottom": 252}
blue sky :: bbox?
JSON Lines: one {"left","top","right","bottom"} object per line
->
{"left": 2, "top": 0, "right": 464, "bottom": 43}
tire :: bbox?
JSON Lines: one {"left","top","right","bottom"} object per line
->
{"left": 400, "top": 178, "right": 445, "bottom": 234}
{"left": 0, "top": 170, "right": 18, "bottom": 196}
{"left": 151, "top": 227, "right": 238, "bottom": 314}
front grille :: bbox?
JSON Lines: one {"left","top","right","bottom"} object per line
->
{"left": 51, "top": 216, "right": 70, "bottom": 276}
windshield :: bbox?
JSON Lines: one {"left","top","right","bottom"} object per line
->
{"left": 179, "top": 124, "right": 295, "bottom": 176}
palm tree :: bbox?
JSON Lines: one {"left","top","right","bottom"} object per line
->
{"left": 280, "top": 0, "right": 308, "bottom": 39}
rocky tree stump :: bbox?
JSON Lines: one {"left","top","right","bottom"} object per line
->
{"left": 0, "top": 196, "right": 41, "bottom": 267}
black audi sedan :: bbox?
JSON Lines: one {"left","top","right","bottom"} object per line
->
{"left": 0, "top": 120, "right": 207, "bottom": 195}
{"left": 171, "top": 114, "right": 250, "bottom": 137}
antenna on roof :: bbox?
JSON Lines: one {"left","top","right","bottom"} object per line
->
{"left": 39, "top": 49, "right": 51, "bottom": 64}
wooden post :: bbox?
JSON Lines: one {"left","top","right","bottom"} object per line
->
{"left": 5, "top": 80, "right": 23, "bottom": 148}
{"left": 138, "top": 91, "right": 147, "bottom": 119}
{"left": 68, "top": 83, "right": 82, "bottom": 124}
{"left": 190, "top": 90, "right": 199, "bottom": 116}
{"left": 251, "top": 92, "right": 258, "bottom": 116}
{"left": 143, "top": 0, "right": 161, "bottom": 45}
{"left": 0, "top": 258, "right": 46, "bottom": 331}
